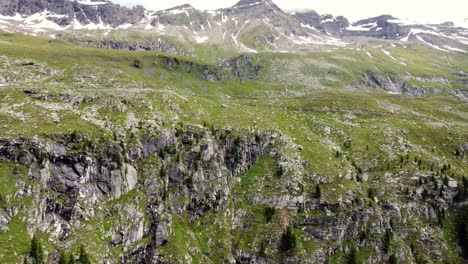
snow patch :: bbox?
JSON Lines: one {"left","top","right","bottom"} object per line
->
{"left": 194, "top": 36, "right": 208, "bottom": 43}
{"left": 300, "top": 23, "right": 321, "bottom": 33}
{"left": 443, "top": 45, "right": 466, "bottom": 53}
{"left": 401, "top": 28, "right": 447, "bottom": 42}
{"left": 388, "top": 18, "right": 419, "bottom": 26}
{"left": 77, "top": 0, "right": 109, "bottom": 5}
{"left": 234, "top": 1, "right": 262, "bottom": 9}
{"left": 321, "top": 18, "right": 335, "bottom": 24}
{"left": 416, "top": 36, "right": 450, "bottom": 52}
{"left": 347, "top": 22, "right": 377, "bottom": 31}
{"left": 383, "top": 50, "right": 407, "bottom": 65}
{"left": 0, "top": 13, "right": 24, "bottom": 22}
{"left": 68, "top": 18, "right": 112, "bottom": 30}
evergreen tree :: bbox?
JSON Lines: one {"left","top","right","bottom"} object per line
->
{"left": 30, "top": 234, "right": 44, "bottom": 264}
{"left": 58, "top": 251, "right": 67, "bottom": 264}
{"left": 389, "top": 254, "right": 397, "bottom": 264}
{"left": 264, "top": 207, "right": 275, "bottom": 223}
{"left": 458, "top": 210, "right": 468, "bottom": 259}
{"left": 347, "top": 247, "right": 357, "bottom": 264}
{"left": 315, "top": 184, "right": 321, "bottom": 199}
{"left": 279, "top": 227, "right": 296, "bottom": 253}
{"left": 78, "top": 245, "right": 91, "bottom": 264}
{"left": 68, "top": 253, "right": 75, "bottom": 264}
{"left": 383, "top": 229, "right": 392, "bottom": 254}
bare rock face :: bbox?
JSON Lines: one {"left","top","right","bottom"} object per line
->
{"left": 0, "top": 127, "right": 279, "bottom": 261}
{"left": 0, "top": 0, "right": 146, "bottom": 27}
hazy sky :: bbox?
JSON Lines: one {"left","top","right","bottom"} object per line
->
{"left": 111, "top": 0, "right": 468, "bottom": 23}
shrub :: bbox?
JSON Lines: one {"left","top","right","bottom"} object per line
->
{"left": 315, "top": 185, "right": 322, "bottom": 199}
{"left": 388, "top": 254, "right": 397, "bottom": 264}
{"left": 30, "top": 234, "right": 44, "bottom": 264}
{"left": 383, "top": 229, "right": 392, "bottom": 253}
{"left": 279, "top": 227, "right": 296, "bottom": 253}
{"left": 264, "top": 207, "right": 275, "bottom": 223}
{"left": 78, "top": 245, "right": 91, "bottom": 264}
{"left": 58, "top": 252, "right": 67, "bottom": 264}
{"left": 347, "top": 247, "right": 357, "bottom": 264}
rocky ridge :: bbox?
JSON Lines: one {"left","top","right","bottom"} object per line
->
{"left": 0, "top": 0, "right": 466, "bottom": 53}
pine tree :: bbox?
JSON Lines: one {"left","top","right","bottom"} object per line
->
{"left": 58, "top": 251, "right": 67, "bottom": 264}
{"left": 78, "top": 245, "right": 91, "bottom": 264}
{"left": 383, "top": 229, "right": 392, "bottom": 254}
{"left": 279, "top": 227, "right": 296, "bottom": 253}
{"left": 264, "top": 207, "right": 275, "bottom": 223}
{"left": 68, "top": 253, "right": 75, "bottom": 264}
{"left": 315, "top": 184, "right": 321, "bottom": 199}
{"left": 347, "top": 247, "right": 357, "bottom": 264}
{"left": 30, "top": 234, "right": 44, "bottom": 264}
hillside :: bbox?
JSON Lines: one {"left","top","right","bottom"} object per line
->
{"left": 0, "top": 0, "right": 467, "bottom": 264}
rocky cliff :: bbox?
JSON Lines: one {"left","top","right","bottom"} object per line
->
{"left": 0, "top": 124, "right": 466, "bottom": 263}
{"left": 0, "top": 127, "right": 282, "bottom": 263}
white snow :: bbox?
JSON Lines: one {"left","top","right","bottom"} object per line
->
{"left": 300, "top": 23, "right": 322, "bottom": 33}
{"left": 347, "top": 22, "right": 377, "bottom": 31}
{"left": 68, "top": 17, "right": 112, "bottom": 30}
{"left": 194, "top": 36, "right": 208, "bottom": 43}
{"left": 416, "top": 35, "right": 450, "bottom": 52}
{"left": 423, "top": 25, "right": 438, "bottom": 30}
{"left": 383, "top": 49, "right": 407, "bottom": 65}
{"left": 77, "top": 0, "right": 109, "bottom": 5}
{"left": 234, "top": 1, "right": 262, "bottom": 9}
{"left": 320, "top": 18, "right": 335, "bottom": 24}
{"left": 0, "top": 13, "right": 24, "bottom": 22}
{"left": 157, "top": 23, "right": 165, "bottom": 31}
{"left": 262, "top": 18, "right": 272, "bottom": 26}
{"left": 167, "top": 6, "right": 192, "bottom": 17}
{"left": 205, "top": 10, "right": 220, "bottom": 16}
{"left": 388, "top": 18, "right": 419, "bottom": 26}
{"left": 24, "top": 11, "right": 66, "bottom": 31}
{"left": 451, "top": 35, "right": 468, "bottom": 45}
{"left": 281, "top": 32, "right": 346, "bottom": 47}
{"left": 443, "top": 45, "right": 466, "bottom": 53}
{"left": 231, "top": 23, "right": 257, "bottom": 53}
{"left": 117, "top": 23, "right": 132, "bottom": 29}
{"left": 221, "top": 12, "right": 227, "bottom": 23}
{"left": 401, "top": 28, "right": 446, "bottom": 41}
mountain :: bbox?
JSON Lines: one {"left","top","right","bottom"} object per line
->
{"left": 0, "top": 0, "right": 146, "bottom": 29}
{"left": 0, "top": 0, "right": 466, "bottom": 53}
{"left": 0, "top": 1, "right": 467, "bottom": 264}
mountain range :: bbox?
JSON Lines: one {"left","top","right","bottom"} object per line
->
{"left": 0, "top": 0, "right": 467, "bottom": 54}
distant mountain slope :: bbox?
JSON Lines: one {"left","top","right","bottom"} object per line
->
{"left": 0, "top": 0, "right": 466, "bottom": 53}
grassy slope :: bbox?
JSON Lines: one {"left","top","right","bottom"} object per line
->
{"left": 0, "top": 31, "right": 466, "bottom": 263}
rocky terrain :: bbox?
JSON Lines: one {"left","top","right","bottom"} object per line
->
{"left": 0, "top": 0, "right": 466, "bottom": 53}
{"left": 0, "top": 1, "right": 467, "bottom": 264}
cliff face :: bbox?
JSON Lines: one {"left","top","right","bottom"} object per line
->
{"left": 0, "top": 127, "right": 282, "bottom": 262}
{"left": 0, "top": 126, "right": 465, "bottom": 263}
